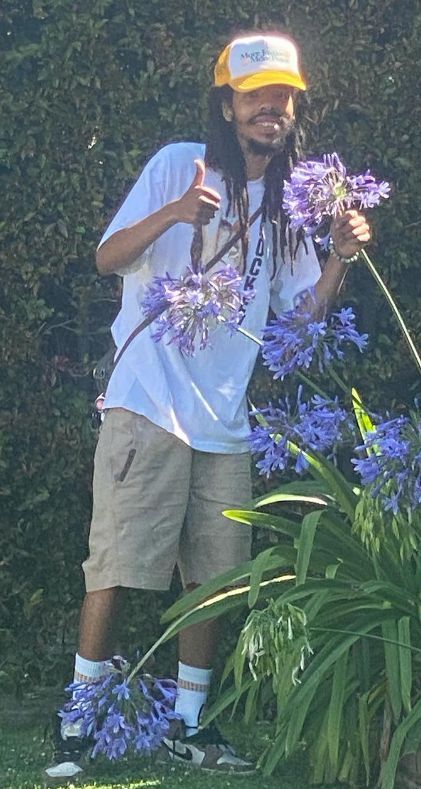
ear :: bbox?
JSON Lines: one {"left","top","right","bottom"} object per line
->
{"left": 222, "top": 100, "right": 234, "bottom": 122}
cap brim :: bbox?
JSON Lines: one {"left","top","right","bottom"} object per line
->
{"left": 230, "top": 70, "right": 306, "bottom": 92}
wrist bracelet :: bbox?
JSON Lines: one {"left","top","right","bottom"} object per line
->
{"left": 328, "top": 236, "right": 360, "bottom": 265}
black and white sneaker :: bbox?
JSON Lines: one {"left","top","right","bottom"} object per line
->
{"left": 42, "top": 713, "right": 92, "bottom": 786}
{"left": 158, "top": 719, "right": 255, "bottom": 773}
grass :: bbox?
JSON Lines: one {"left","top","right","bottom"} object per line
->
{"left": 0, "top": 695, "right": 345, "bottom": 789}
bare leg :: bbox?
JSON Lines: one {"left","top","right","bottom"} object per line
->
{"left": 78, "top": 587, "right": 126, "bottom": 661}
{"left": 178, "top": 583, "right": 218, "bottom": 669}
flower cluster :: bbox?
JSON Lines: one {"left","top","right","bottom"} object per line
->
{"left": 60, "top": 659, "right": 178, "bottom": 760}
{"left": 141, "top": 264, "right": 253, "bottom": 356}
{"left": 262, "top": 302, "right": 368, "bottom": 380}
{"left": 283, "top": 152, "right": 390, "bottom": 242}
{"left": 250, "top": 388, "right": 352, "bottom": 477}
{"left": 352, "top": 412, "right": 421, "bottom": 516}
{"left": 241, "top": 600, "right": 313, "bottom": 687}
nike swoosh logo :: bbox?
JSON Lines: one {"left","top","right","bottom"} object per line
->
{"left": 162, "top": 741, "right": 193, "bottom": 762}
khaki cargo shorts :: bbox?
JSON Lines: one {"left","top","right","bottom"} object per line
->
{"left": 82, "top": 409, "right": 252, "bottom": 592}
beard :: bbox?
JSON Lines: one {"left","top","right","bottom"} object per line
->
{"left": 247, "top": 138, "right": 285, "bottom": 156}
{"left": 246, "top": 117, "right": 295, "bottom": 156}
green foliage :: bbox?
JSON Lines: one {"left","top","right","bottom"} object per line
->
{"left": 160, "top": 447, "right": 421, "bottom": 786}
{"left": 1, "top": 0, "right": 420, "bottom": 693}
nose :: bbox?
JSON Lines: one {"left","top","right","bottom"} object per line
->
{"left": 258, "top": 86, "right": 291, "bottom": 111}
{"left": 257, "top": 103, "right": 279, "bottom": 115}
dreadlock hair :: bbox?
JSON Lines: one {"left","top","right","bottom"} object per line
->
{"left": 205, "top": 60, "right": 309, "bottom": 278}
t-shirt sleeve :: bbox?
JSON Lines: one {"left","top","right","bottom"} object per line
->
{"left": 269, "top": 234, "right": 322, "bottom": 315}
{"left": 96, "top": 148, "right": 169, "bottom": 275}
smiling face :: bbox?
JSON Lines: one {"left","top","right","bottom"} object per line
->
{"left": 224, "top": 84, "right": 296, "bottom": 158}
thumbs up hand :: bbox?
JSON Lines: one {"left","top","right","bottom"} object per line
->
{"left": 173, "top": 160, "right": 221, "bottom": 225}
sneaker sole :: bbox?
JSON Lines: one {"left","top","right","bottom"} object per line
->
{"left": 156, "top": 749, "right": 256, "bottom": 775}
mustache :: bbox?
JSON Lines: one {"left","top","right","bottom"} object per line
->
{"left": 249, "top": 112, "right": 291, "bottom": 125}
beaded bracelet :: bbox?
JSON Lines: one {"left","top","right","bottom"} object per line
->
{"left": 328, "top": 236, "right": 360, "bottom": 265}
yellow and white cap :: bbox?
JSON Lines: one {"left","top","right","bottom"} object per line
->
{"left": 214, "top": 34, "right": 306, "bottom": 93}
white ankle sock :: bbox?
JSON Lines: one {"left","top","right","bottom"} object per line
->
{"left": 73, "top": 653, "right": 109, "bottom": 684}
{"left": 174, "top": 661, "right": 212, "bottom": 736}
{"left": 62, "top": 654, "right": 109, "bottom": 739}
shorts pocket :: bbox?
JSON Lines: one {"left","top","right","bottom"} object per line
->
{"left": 108, "top": 411, "right": 138, "bottom": 483}
{"left": 118, "top": 448, "right": 137, "bottom": 482}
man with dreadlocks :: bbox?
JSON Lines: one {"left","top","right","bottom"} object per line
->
{"left": 45, "top": 32, "right": 370, "bottom": 782}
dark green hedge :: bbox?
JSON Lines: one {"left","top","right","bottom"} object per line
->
{"left": 1, "top": 0, "right": 420, "bottom": 692}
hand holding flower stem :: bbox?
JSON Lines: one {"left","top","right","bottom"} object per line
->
{"left": 331, "top": 209, "right": 371, "bottom": 260}
{"left": 283, "top": 152, "right": 421, "bottom": 375}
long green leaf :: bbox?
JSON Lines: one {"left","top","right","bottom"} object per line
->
{"left": 317, "top": 510, "right": 374, "bottom": 577}
{"left": 295, "top": 509, "right": 324, "bottom": 585}
{"left": 253, "top": 478, "right": 331, "bottom": 505}
{"left": 248, "top": 546, "right": 279, "bottom": 607}
{"left": 382, "top": 620, "right": 402, "bottom": 723}
{"left": 304, "top": 589, "right": 332, "bottom": 622}
{"left": 327, "top": 648, "right": 349, "bottom": 774}
{"left": 258, "top": 577, "right": 360, "bottom": 610}
{"left": 255, "top": 491, "right": 331, "bottom": 508}
{"left": 161, "top": 553, "right": 290, "bottom": 622}
{"left": 287, "top": 443, "right": 358, "bottom": 520}
{"left": 355, "top": 638, "right": 371, "bottom": 694}
{"left": 359, "top": 580, "right": 417, "bottom": 616}
{"left": 358, "top": 691, "right": 371, "bottom": 786}
{"left": 201, "top": 677, "right": 255, "bottom": 726}
{"left": 244, "top": 678, "right": 262, "bottom": 725}
{"left": 351, "top": 387, "right": 375, "bottom": 445}
{"left": 311, "top": 711, "right": 330, "bottom": 784}
{"left": 228, "top": 505, "right": 372, "bottom": 582}
{"left": 397, "top": 616, "right": 412, "bottom": 715}
{"left": 373, "top": 544, "right": 412, "bottom": 591}
{"left": 224, "top": 508, "right": 300, "bottom": 539}
{"left": 219, "top": 650, "right": 235, "bottom": 687}
{"left": 380, "top": 698, "right": 421, "bottom": 789}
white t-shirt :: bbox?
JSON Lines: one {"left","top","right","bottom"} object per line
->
{"left": 98, "top": 142, "right": 321, "bottom": 453}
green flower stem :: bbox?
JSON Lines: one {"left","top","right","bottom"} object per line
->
{"left": 235, "top": 324, "right": 263, "bottom": 347}
{"left": 296, "top": 371, "right": 332, "bottom": 400}
{"left": 300, "top": 366, "right": 368, "bottom": 415}
{"left": 324, "top": 366, "right": 371, "bottom": 412}
{"left": 360, "top": 249, "right": 421, "bottom": 375}
{"left": 312, "top": 626, "right": 421, "bottom": 655}
{"left": 324, "top": 364, "right": 350, "bottom": 396}
{"left": 217, "top": 315, "right": 263, "bottom": 347}
{"left": 126, "top": 608, "right": 195, "bottom": 683}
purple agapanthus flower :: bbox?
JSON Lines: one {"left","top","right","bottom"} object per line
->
{"left": 283, "top": 152, "right": 390, "bottom": 243}
{"left": 141, "top": 264, "right": 253, "bottom": 356}
{"left": 250, "top": 388, "right": 352, "bottom": 477}
{"left": 60, "top": 658, "right": 179, "bottom": 761}
{"left": 262, "top": 300, "right": 368, "bottom": 380}
{"left": 352, "top": 412, "right": 421, "bottom": 516}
